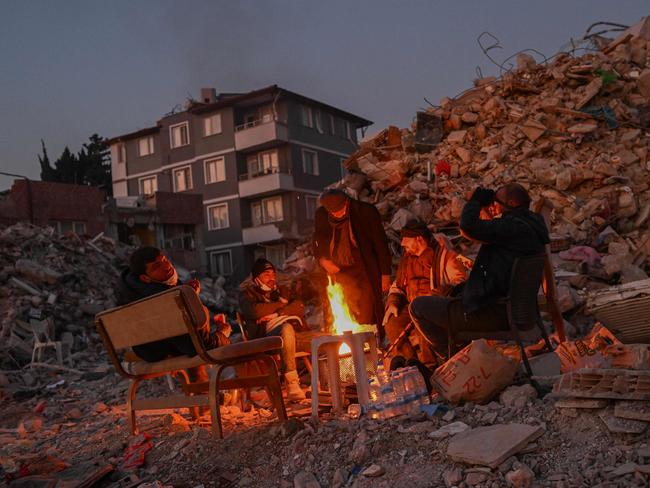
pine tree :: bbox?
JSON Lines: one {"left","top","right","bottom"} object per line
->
{"left": 38, "top": 134, "right": 112, "bottom": 194}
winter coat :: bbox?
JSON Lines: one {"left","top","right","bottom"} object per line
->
{"left": 459, "top": 200, "right": 550, "bottom": 314}
{"left": 239, "top": 281, "right": 305, "bottom": 340}
{"left": 313, "top": 199, "right": 391, "bottom": 326}
{"left": 387, "top": 242, "right": 467, "bottom": 307}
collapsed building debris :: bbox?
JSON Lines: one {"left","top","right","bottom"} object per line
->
{"left": 4, "top": 16, "right": 650, "bottom": 488}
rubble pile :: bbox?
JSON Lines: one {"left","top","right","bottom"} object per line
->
{"left": 320, "top": 28, "right": 650, "bottom": 320}
{"left": 0, "top": 223, "right": 131, "bottom": 376}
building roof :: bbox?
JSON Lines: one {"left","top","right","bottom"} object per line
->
{"left": 106, "top": 84, "right": 373, "bottom": 144}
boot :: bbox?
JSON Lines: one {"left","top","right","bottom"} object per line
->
{"left": 285, "top": 370, "right": 306, "bottom": 402}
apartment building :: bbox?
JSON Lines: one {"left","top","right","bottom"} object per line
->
{"left": 107, "top": 85, "right": 372, "bottom": 280}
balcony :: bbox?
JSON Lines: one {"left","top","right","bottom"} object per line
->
{"left": 241, "top": 223, "right": 301, "bottom": 245}
{"left": 234, "top": 119, "right": 289, "bottom": 151}
{"left": 238, "top": 169, "right": 294, "bottom": 198}
{"left": 241, "top": 223, "right": 284, "bottom": 245}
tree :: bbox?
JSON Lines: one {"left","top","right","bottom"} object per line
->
{"left": 78, "top": 134, "right": 112, "bottom": 194}
{"left": 39, "top": 134, "right": 112, "bottom": 195}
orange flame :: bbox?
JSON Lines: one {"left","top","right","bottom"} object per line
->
{"left": 326, "top": 277, "right": 363, "bottom": 355}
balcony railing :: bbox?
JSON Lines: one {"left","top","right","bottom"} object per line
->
{"left": 238, "top": 165, "right": 291, "bottom": 181}
{"left": 234, "top": 119, "right": 289, "bottom": 151}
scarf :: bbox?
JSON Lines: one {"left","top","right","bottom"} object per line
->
{"left": 328, "top": 213, "right": 358, "bottom": 267}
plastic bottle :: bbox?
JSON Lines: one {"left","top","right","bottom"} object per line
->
{"left": 367, "top": 376, "right": 383, "bottom": 420}
{"left": 378, "top": 366, "right": 396, "bottom": 419}
{"left": 410, "top": 366, "right": 430, "bottom": 405}
{"left": 390, "top": 371, "right": 407, "bottom": 416}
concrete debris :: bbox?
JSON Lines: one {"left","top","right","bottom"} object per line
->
{"left": 447, "top": 423, "right": 544, "bottom": 468}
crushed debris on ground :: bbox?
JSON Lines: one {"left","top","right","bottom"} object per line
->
{"left": 3, "top": 17, "right": 650, "bottom": 488}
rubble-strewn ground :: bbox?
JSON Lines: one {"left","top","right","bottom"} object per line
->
{"left": 4, "top": 20, "right": 650, "bottom": 488}
{"left": 2, "top": 365, "right": 650, "bottom": 487}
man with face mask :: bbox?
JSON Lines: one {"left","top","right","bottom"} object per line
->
{"left": 383, "top": 219, "right": 467, "bottom": 365}
{"left": 239, "top": 258, "right": 307, "bottom": 402}
{"left": 313, "top": 189, "right": 392, "bottom": 336}
{"left": 115, "top": 246, "right": 230, "bottom": 367}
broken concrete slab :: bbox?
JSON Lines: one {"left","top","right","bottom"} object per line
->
{"left": 554, "top": 398, "right": 609, "bottom": 409}
{"left": 599, "top": 407, "right": 648, "bottom": 434}
{"left": 614, "top": 400, "right": 650, "bottom": 422}
{"left": 446, "top": 423, "right": 543, "bottom": 468}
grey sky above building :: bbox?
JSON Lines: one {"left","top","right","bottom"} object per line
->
{"left": 1, "top": 0, "right": 648, "bottom": 191}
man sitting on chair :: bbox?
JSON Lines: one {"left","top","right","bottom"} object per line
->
{"left": 115, "top": 246, "right": 231, "bottom": 380}
{"left": 383, "top": 219, "right": 467, "bottom": 367}
{"left": 410, "top": 183, "right": 550, "bottom": 356}
{"left": 239, "top": 259, "right": 307, "bottom": 402}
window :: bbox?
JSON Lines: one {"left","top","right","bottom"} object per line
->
{"left": 265, "top": 244, "right": 286, "bottom": 268}
{"left": 207, "top": 203, "right": 229, "bottom": 230}
{"left": 173, "top": 166, "right": 193, "bottom": 192}
{"left": 344, "top": 120, "right": 354, "bottom": 140}
{"left": 301, "top": 149, "right": 319, "bottom": 175}
{"left": 139, "top": 176, "right": 157, "bottom": 195}
{"left": 305, "top": 195, "right": 318, "bottom": 220}
{"left": 50, "top": 221, "right": 62, "bottom": 235}
{"left": 247, "top": 150, "right": 278, "bottom": 177}
{"left": 210, "top": 250, "right": 232, "bottom": 276}
{"left": 170, "top": 122, "right": 190, "bottom": 148}
{"left": 72, "top": 221, "right": 87, "bottom": 235}
{"left": 138, "top": 136, "right": 154, "bottom": 156}
{"left": 263, "top": 196, "right": 283, "bottom": 223}
{"left": 301, "top": 105, "right": 313, "bottom": 128}
{"left": 203, "top": 114, "right": 222, "bottom": 136}
{"left": 205, "top": 157, "right": 226, "bottom": 184}
{"left": 329, "top": 115, "right": 336, "bottom": 136}
{"left": 251, "top": 196, "right": 283, "bottom": 225}
{"left": 314, "top": 110, "right": 323, "bottom": 133}
{"left": 117, "top": 143, "right": 126, "bottom": 163}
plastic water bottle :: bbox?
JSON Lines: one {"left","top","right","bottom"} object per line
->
{"left": 367, "top": 377, "right": 383, "bottom": 420}
{"left": 378, "top": 366, "right": 396, "bottom": 419}
{"left": 400, "top": 368, "right": 418, "bottom": 414}
{"left": 410, "top": 366, "right": 430, "bottom": 405}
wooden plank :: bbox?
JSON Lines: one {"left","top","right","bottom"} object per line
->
{"left": 133, "top": 394, "right": 209, "bottom": 410}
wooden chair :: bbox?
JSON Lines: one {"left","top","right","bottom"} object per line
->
{"left": 95, "top": 286, "right": 287, "bottom": 438}
{"left": 449, "top": 254, "right": 554, "bottom": 378}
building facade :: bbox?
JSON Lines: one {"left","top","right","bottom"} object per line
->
{"left": 107, "top": 85, "right": 372, "bottom": 281}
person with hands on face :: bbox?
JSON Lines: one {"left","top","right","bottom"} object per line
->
{"left": 115, "top": 246, "right": 231, "bottom": 365}
{"left": 313, "top": 189, "right": 392, "bottom": 337}
{"left": 409, "top": 183, "right": 550, "bottom": 358}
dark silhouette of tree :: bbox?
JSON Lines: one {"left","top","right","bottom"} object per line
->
{"left": 39, "top": 134, "right": 112, "bottom": 195}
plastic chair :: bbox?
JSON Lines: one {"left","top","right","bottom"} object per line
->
{"left": 449, "top": 253, "right": 553, "bottom": 378}
{"left": 30, "top": 319, "right": 72, "bottom": 367}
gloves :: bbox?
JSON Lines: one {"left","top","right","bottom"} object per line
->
{"left": 470, "top": 187, "right": 495, "bottom": 207}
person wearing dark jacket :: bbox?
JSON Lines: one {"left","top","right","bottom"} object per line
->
{"left": 239, "top": 258, "right": 307, "bottom": 402}
{"left": 313, "top": 189, "right": 392, "bottom": 335}
{"left": 115, "top": 247, "right": 230, "bottom": 364}
{"left": 410, "top": 183, "right": 550, "bottom": 356}
{"left": 383, "top": 219, "right": 467, "bottom": 364}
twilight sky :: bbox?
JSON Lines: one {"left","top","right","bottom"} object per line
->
{"left": 0, "top": 0, "right": 648, "bottom": 190}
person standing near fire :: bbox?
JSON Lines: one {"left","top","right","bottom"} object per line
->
{"left": 313, "top": 189, "right": 392, "bottom": 336}
{"left": 383, "top": 219, "right": 467, "bottom": 366}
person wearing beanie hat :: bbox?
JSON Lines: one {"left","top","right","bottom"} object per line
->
{"left": 114, "top": 246, "right": 231, "bottom": 383}
{"left": 383, "top": 220, "right": 467, "bottom": 366}
{"left": 313, "top": 189, "right": 392, "bottom": 335}
{"left": 239, "top": 258, "right": 307, "bottom": 402}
